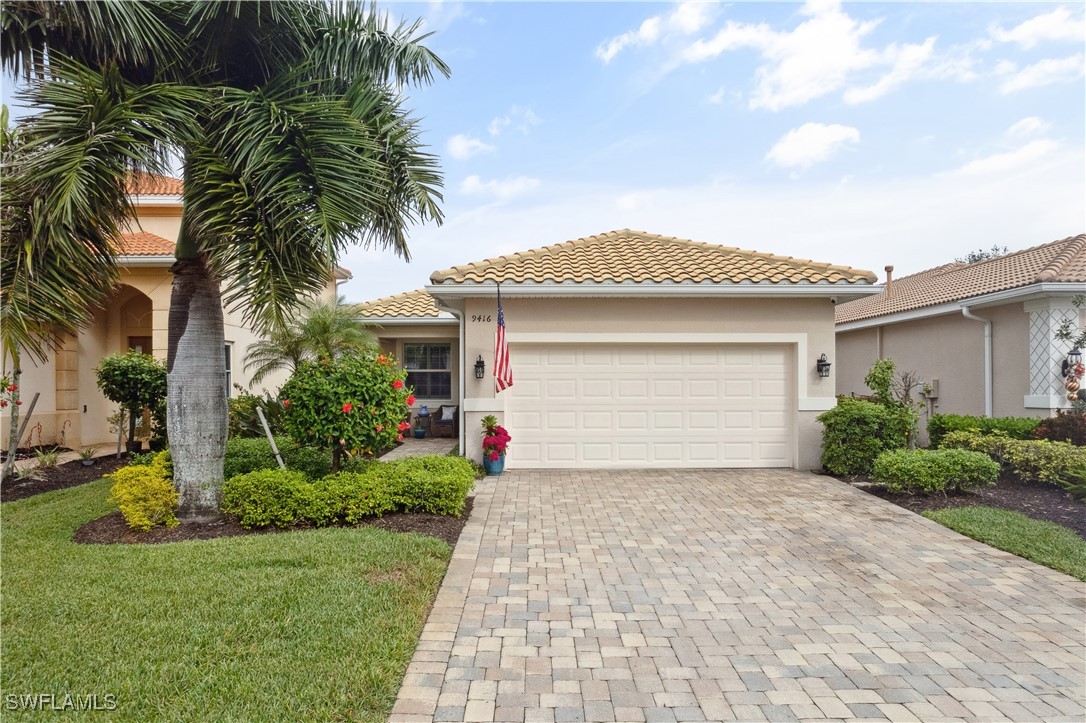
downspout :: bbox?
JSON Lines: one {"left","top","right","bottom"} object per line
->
{"left": 961, "top": 306, "right": 992, "bottom": 417}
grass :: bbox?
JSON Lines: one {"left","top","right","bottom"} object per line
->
{"left": 1, "top": 478, "right": 451, "bottom": 721}
{"left": 923, "top": 506, "right": 1086, "bottom": 581}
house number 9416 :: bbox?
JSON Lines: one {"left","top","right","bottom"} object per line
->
{"left": 471, "top": 315, "right": 492, "bottom": 323}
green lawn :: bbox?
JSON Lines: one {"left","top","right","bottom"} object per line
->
{"left": 1, "top": 478, "right": 451, "bottom": 721}
{"left": 924, "top": 506, "right": 1086, "bottom": 581}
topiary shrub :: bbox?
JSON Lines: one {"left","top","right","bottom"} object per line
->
{"left": 817, "top": 398, "right": 910, "bottom": 475}
{"left": 1033, "top": 410, "right": 1086, "bottom": 446}
{"left": 873, "top": 448, "right": 1000, "bottom": 494}
{"left": 107, "top": 452, "right": 178, "bottom": 531}
{"left": 221, "top": 469, "right": 313, "bottom": 528}
{"left": 95, "top": 351, "right": 167, "bottom": 448}
{"left": 280, "top": 352, "right": 413, "bottom": 472}
{"left": 928, "top": 414, "right": 1040, "bottom": 448}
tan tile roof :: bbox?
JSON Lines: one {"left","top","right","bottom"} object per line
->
{"left": 356, "top": 289, "right": 442, "bottom": 318}
{"left": 430, "top": 229, "right": 877, "bottom": 285}
{"left": 126, "top": 171, "right": 183, "bottom": 196}
{"left": 113, "top": 231, "right": 175, "bottom": 256}
{"left": 836, "top": 234, "right": 1086, "bottom": 324}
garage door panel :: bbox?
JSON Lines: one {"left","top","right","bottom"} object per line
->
{"left": 508, "top": 344, "right": 792, "bottom": 468}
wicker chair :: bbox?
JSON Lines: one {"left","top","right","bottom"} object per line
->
{"left": 431, "top": 405, "right": 459, "bottom": 438}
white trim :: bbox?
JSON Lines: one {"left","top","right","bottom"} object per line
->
{"left": 961, "top": 306, "right": 993, "bottom": 417}
{"left": 130, "top": 194, "right": 183, "bottom": 206}
{"left": 837, "top": 282, "right": 1085, "bottom": 331}
{"left": 1024, "top": 394, "right": 1064, "bottom": 409}
{"left": 116, "top": 255, "right": 173, "bottom": 266}
{"left": 427, "top": 281, "right": 878, "bottom": 300}
{"left": 362, "top": 315, "right": 457, "bottom": 325}
{"left": 464, "top": 397, "right": 504, "bottom": 413}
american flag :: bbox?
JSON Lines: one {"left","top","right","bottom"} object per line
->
{"left": 494, "top": 282, "right": 513, "bottom": 392}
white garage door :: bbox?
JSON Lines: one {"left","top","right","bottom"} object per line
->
{"left": 508, "top": 344, "right": 792, "bottom": 469}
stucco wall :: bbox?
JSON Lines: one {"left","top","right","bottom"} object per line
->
{"left": 457, "top": 295, "right": 838, "bottom": 470}
{"left": 836, "top": 301, "right": 1038, "bottom": 444}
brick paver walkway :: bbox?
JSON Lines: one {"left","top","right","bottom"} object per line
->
{"left": 391, "top": 470, "right": 1085, "bottom": 722}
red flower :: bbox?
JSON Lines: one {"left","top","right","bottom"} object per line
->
{"left": 282, "top": 399, "right": 290, "bottom": 407}
{"left": 6, "top": 384, "right": 17, "bottom": 392}
{"left": 0, "top": 401, "right": 6, "bottom": 408}
{"left": 392, "top": 379, "right": 404, "bottom": 390}
{"left": 397, "top": 421, "right": 410, "bottom": 432}
{"left": 375, "top": 424, "right": 384, "bottom": 432}
{"left": 15, "top": 401, "right": 22, "bottom": 406}
{"left": 397, "top": 434, "right": 403, "bottom": 441}
{"left": 488, "top": 451, "right": 500, "bottom": 461}
{"left": 377, "top": 354, "right": 389, "bottom": 366}
{"left": 342, "top": 402, "right": 353, "bottom": 413}
{"left": 405, "top": 394, "right": 416, "bottom": 406}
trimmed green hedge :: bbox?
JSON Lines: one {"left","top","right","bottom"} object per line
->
{"left": 927, "top": 414, "right": 1040, "bottom": 448}
{"left": 941, "top": 430, "right": 1086, "bottom": 496}
{"left": 872, "top": 448, "right": 1000, "bottom": 494}
{"left": 817, "top": 398, "right": 910, "bottom": 475}
{"left": 221, "top": 455, "right": 475, "bottom": 529}
{"left": 223, "top": 436, "right": 364, "bottom": 480}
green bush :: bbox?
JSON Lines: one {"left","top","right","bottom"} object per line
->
{"left": 221, "top": 469, "right": 313, "bottom": 528}
{"left": 873, "top": 448, "right": 1000, "bottom": 494}
{"left": 228, "top": 389, "right": 285, "bottom": 439}
{"left": 95, "top": 350, "right": 168, "bottom": 445}
{"left": 223, "top": 436, "right": 354, "bottom": 479}
{"left": 107, "top": 453, "right": 178, "bottom": 532}
{"left": 220, "top": 455, "right": 475, "bottom": 529}
{"left": 1033, "top": 410, "right": 1086, "bottom": 446}
{"left": 817, "top": 398, "right": 910, "bottom": 475}
{"left": 941, "top": 430, "right": 1086, "bottom": 487}
{"left": 928, "top": 414, "right": 1040, "bottom": 448}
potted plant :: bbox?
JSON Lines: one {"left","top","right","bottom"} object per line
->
{"left": 481, "top": 415, "right": 511, "bottom": 475}
{"left": 79, "top": 446, "right": 101, "bottom": 466}
{"left": 413, "top": 415, "right": 427, "bottom": 439}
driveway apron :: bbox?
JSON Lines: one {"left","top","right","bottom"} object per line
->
{"left": 391, "top": 469, "right": 1085, "bottom": 722}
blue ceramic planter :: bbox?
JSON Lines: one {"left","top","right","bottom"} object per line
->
{"left": 483, "top": 455, "right": 505, "bottom": 476}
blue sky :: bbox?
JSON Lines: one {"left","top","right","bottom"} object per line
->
{"left": 344, "top": 0, "right": 1085, "bottom": 301}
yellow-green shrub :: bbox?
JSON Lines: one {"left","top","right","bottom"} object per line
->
{"left": 107, "top": 461, "right": 179, "bottom": 532}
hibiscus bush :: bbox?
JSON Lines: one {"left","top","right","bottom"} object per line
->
{"left": 480, "top": 414, "right": 511, "bottom": 461}
{"left": 279, "top": 352, "right": 414, "bottom": 471}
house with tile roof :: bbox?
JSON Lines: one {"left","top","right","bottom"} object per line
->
{"left": 5, "top": 173, "right": 346, "bottom": 449}
{"left": 358, "top": 229, "right": 880, "bottom": 470}
{"left": 835, "top": 234, "right": 1086, "bottom": 432}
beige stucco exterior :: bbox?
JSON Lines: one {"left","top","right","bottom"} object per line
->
{"left": 421, "top": 294, "right": 841, "bottom": 470}
{"left": 837, "top": 296, "right": 1083, "bottom": 445}
{"left": 2, "top": 201, "right": 337, "bottom": 450}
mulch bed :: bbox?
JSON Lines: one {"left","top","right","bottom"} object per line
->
{"left": 73, "top": 497, "right": 474, "bottom": 547}
{"left": 1, "top": 455, "right": 130, "bottom": 502}
{"left": 842, "top": 474, "right": 1086, "bottom": 540}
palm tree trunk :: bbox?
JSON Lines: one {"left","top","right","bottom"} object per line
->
{"left": 2, "top": 361, "right": 21, "bottom": 480}
{"left": 167, "top": 253, "right": 228, "bottom": 520}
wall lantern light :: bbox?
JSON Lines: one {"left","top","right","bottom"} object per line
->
{"left": 474, "top": 355, "right": 486, "bottom": 380}
{"left": 1062, "top": 348, "right": 1083, "bottom": 378}
{"left": 816, "top": 353, "right": 832, "bottom": 378}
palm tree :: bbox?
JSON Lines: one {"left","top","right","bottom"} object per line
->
{"left": 243, "top": 295, "right": 378, "bottom": 385}
{"left": 2, "top": 1, "right": 447, "bottom": 518}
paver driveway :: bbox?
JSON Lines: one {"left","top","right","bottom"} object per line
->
{"left": 391, "top": 470, "right": 1085, "bottom": 722}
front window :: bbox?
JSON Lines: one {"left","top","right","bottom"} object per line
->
{"left": 403, "top": 343, "right": 452, "bottom": 399}
{"left": 224, "top": 343, "right": 233, "bottom": 396}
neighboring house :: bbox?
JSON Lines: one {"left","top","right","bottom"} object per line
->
{"left": 358, "top": 229, "right": 878, "bottom": 469}
{"left": 835, "top": 234, "right": 1086, "bottom": 434}
{"left": 0, "top": 173, "right": 346, "bottom": 449}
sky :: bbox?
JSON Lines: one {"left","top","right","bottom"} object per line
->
{"left": 340, "top": 0, "right": 1085, "bottom": 302}
{"left": 3, "top": 2, "right": 1082, "bottom": 302}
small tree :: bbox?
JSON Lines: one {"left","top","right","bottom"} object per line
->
{"left": 95, "top": 351, "right": 167, "bottom": 449}
{"left": 279, "top": 352, "right": 414, "bottom": 472}
{"left": 863, "top": 357, "right": 924, "bottom": 449}
{"left": 955, "top": 245, "right": 1009, "bottom": 264}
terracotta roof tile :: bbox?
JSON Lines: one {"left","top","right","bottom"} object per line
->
{"left": 126, "top": 171, "right": 183, "bottom": 196}
{"left": 836, "top": 234, "right": 1086, "bottom": 324}
{"left": 356, "top": 289, "right": 442, "bottom": 318}
{"left": 430, "top": 229, "right": 877, "bottom": 286}
{"left": 113, "top": 231, "right": 175, "bottom": 256}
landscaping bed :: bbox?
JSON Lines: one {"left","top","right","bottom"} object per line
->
{"left": 840, "top": 473, "right": 1086, "bottom": 540}
{"left": 1, "top": 455, "right": 129, "bottom": 502}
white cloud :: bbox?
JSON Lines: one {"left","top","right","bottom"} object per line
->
{"left": 844, "top": 37, "right": 936, "bottom": 104}
{"left": 446, "top": 134, "right": 496, "bottom": 160}
{"left": 948, "top": 139, "right": 1059, "bottom": 176}
{"left": 1006, "top": 116, "right": 1051, "bottom": 138}
{"left": 596, "top": 1, "right": 714, "bottom": 63}
{"left": 990, "top": 7, "right": 1086, "bottom": 49}
{"left": 765, "top": 123, "right": 860, "bottom": 171}
{"left": 488, "top": 106, "right": 541, "bottom": 136}
{"left": 707, "top": 86, "right": 727, "bottom": 105}
{"left": 461, "top": 174, "right": 541, "bottom": 199}
{"left": 997, "top": 54, "right": 1085, "bottom": 94}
